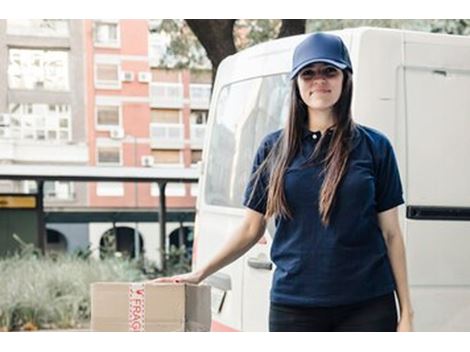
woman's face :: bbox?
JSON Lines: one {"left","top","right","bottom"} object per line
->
{"left": 296, "top": 62, "right": 344, "bottom": 112}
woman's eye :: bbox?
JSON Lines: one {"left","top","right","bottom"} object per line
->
{"left": 301, "top": 69, "right": 314, "bottom": 77}
{"left": 325, "top": 67, "right": 338, "bottom": 76}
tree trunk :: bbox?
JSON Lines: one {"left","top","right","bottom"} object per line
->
{"left": 185, "top": 19, "right": 306, "bottom": 86}
{"left": 278, "top": 19, "right": 306, "bottom": 38}
{"left": 185, "top": 20, "right": 238, "bottom": 81}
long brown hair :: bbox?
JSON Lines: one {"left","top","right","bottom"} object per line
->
{"left": 248, "top": 70, "right": 357, "bottom": 227}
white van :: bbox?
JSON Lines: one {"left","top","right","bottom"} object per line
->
{"left": 193, "top": 27, "right": 470, "bottom": 332}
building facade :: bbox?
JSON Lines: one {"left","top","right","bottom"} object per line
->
{"left": 0, "top": 19, "right": 212, "bottom": 265}
{"left": 0, "top": 19, "right": 89, "bottom": 252}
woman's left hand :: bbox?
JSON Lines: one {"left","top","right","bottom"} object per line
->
{"left": 397, "top": 314, "right": 414, "bottom": 332}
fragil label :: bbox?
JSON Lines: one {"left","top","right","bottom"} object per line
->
{"left": 128, "top": 283, "right": 145, "bottom": 332}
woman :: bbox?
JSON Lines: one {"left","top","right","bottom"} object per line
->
{"left": 154, "top": 32, "right": 414, "bottom": 332}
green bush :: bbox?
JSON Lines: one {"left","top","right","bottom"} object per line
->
{"left": 0, "top": 234, "right": 194, "bottom": 331}
{"left": 0, "top": 238, "right": 146, "bottom": 331}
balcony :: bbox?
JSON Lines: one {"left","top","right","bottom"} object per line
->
{"left": 0, "top": 113, "right": 87, "bottom": 163}
{"left": 189, "top": 84, "right": 211, "bottom": 109}
{"left": 150, "top": 123, "right": 184, "bottom": 149}
{"left": 190, "top": 124, "right": 206, "bottom": 149}
{"left": 150, "top": 83, "right": 184, "bottom": 109}
{"left": 0, "top": 113, "right": 71, "bottom": 142}
{"left": 0, "top": 140, "right": 88, "bottom": 163}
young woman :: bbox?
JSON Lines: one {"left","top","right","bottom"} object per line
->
{"left": 154, "top": 32, "right": 414, "bottom": 332}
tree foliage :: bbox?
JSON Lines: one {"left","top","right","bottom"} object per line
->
{"left": 150, "top": 19, "right": 306, "bottom": 77}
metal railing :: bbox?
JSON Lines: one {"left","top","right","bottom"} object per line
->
{"left": 150, "top": 123, "right": 184, "bottom": 148}
{"left": 150, "top": 83, "right": 184, "bottom": 109}
{"left": 189, "top": 84, "right": 211, "bottom": 109}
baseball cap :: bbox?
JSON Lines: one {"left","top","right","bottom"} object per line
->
{"left": 290, "top": 32, "right": 353, "bottom": 80}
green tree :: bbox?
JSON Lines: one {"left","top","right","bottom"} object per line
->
{"left": 150, "top": 19, "right": 306, "bottom": 81}
{"left": 306, "top": 19, "right": 470, "bottom": 35}
{"left": 429, "top": 19, "right": 470, "bottom": 35}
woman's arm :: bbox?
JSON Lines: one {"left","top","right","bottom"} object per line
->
{"left": 154, "top": 208, "right": 267, "bottom": 284}
{"left": 377, "top": 206, "right": 414, "bottom": 331}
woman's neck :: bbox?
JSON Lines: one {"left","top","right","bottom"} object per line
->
{"left": 307, "top": 109, "right": 335, "bottom": 133}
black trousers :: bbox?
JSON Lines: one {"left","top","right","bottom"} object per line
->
{"left": 269, "top": 292, "right": 398, "bottom": 332}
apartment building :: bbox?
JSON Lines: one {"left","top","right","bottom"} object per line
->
{"left": 85, "top": 20, "right": 211, "bottom": 263}
{"left": 0, "top": 20, "right": 211, "bottom": 264}
{"left": 0, "top": 19, "right": 89, "bottom": 252}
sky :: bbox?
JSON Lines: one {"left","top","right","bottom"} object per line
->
{"left": 3, "top": 0, "right": 469, "bottom": 20}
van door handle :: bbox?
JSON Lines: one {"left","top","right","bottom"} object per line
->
{"left": 247, "top": 257, "right": 273, "bottom": 271}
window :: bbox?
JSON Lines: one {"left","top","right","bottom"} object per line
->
{"left": 151, "top": 68, "right": 180, "bottom": 82}
{"left": 190, "top": 111, "right": 207, "bottom": 147}
{"left": 97, "top": 146, "right": 121, "bottom": 165}
{"left": 151, "top": 150, "right": 182, "bottom": 165}
{"left": 44, "top": 181, "right": 74, "bottom": 200}
{"left": 190, "top": 110, "right": 208, "bottom": 125}
{"left": 190, "top": 183, "right": 199, "bottom": 197}
{"left": 191, "top": 150, "right": 202, "bottom": 165}
{"left": 151, "top": 109, "right": 181, "bottom": 124}
{"left": 7, "top": 20, "right": 69, "bottom": 37}
{"left": 149, "top": 36, "right": 170, "bottom": 68}
{"left": 189, "top": 69, "right": 212, "bottom": 84}
{"left": 96, "top": 182, "right": 124, "bottom": 197}
{"left": 204, "top": 74, "right": 290, "bottom": 208}
{"left": 8, "top": 49, "right": 69, "bottom": 91}
{"left": 95, "top": 63, "right": 120, "bottom": 89}
{"left": 6, "top": 103, "right": 71, "bottom": 142}
{"left": 149, "top": 124, "right": 184, "bottom": 146}
{"left": 94, "top": 21, "right": 120, "bottom": 47}
{"left": 23, "top": 180, "right": 74, "bottom": 200}
{"left": 96, "top": 105, "right": 121, "bottom": 128}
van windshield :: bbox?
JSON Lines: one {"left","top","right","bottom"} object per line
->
{"left": 204, "top": 74, "right": 290, "bottom": 208}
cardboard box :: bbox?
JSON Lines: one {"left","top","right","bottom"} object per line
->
{"left": 90, "top": 282, "right": 212, "bottom": 332}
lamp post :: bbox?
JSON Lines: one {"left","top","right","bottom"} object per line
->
{"left": 133, "top": 135, "right": 140, "bottom": 261}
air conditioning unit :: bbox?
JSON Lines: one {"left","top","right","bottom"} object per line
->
{"left": 110, "top": 127, "right": 125, "bottom": 139}
{"left": 141, "top": 155, "right": 154, "bottom": 167}
{"left": 120, "top": 71, "right": 134, "bottom": 82}
{"left": 138, "top": 71, "right": 152, "bottom": 83}
{"left": 0, "top": 113, "right": 11, "bottom": 126}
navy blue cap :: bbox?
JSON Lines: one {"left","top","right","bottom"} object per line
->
{"left": 290, "top": 32, "right": 353, "bottom": 80}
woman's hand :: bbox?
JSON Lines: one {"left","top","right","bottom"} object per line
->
{"left": 397, "top": 314, "right": 414, "bottom": 332}
{"left": 149, "top": 271, "right": 203, "bottom": 285}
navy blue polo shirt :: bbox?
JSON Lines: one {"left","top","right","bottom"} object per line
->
{"left": 243, "top": 123, "right": 404, "bottom": 307}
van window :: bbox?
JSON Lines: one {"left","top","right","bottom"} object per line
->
{"left": 204, "top": 74, "right": 290, "bottom": 208}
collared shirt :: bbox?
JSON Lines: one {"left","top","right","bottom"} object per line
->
{"left": 243, "top": 123, "right": 404, "bottom": 307}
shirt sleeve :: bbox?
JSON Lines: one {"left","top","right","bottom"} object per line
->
{"left": 242, "top": 136, "right": 272, "bottom": 215}
{"left": 375, "top": 137, "right": 405, "bottom": 213}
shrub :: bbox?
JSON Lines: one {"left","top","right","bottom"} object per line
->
{"left": 0, "top": 237, "right": 146, "bottom": 331}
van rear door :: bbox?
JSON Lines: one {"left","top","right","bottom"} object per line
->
{"left": 404, "top": 34, "right": 470, "bottom": 331}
